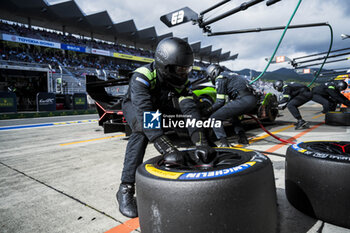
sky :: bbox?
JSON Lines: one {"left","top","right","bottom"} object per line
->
{"left": 46, "top": 0, "right": 350, "bottom": 72}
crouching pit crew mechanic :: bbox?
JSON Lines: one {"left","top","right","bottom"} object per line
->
{"left": 117, "top": 37, "right": 215, "bottom": 218}
{"left": 204, "top": 64, "right": 257, "bottom": 146}
{"left": 312, "top": 80, "right": 350, "bottom": 113}
{"left": 273, "top": 80, "right": 313, "bottom": 130}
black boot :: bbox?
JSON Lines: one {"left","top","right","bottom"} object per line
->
{"left": 116, "top": 183, "right": 138, "bottom": 218}
{"left": 237, "top": 131, "right": 249, "bottom": 145}
{"left": 295, "top": 119, "right": 308, "bottom": 130}
{"left": 219, "top": 137, "right": 231, "bottom": 147}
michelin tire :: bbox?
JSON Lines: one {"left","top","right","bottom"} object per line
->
{"left": 285, "top": 141, "right": 350, "bottom": 228}
{"left": 136, "top": 148, "right": 277, "bottom": 233}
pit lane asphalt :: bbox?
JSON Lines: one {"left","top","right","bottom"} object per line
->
{"left": 0, "top": 105, "right": 349, "bottom": 233}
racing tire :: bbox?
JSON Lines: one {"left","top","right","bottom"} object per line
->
{"left": 325, "top": 111, "right": 350, "bottom": 126}
{"left": 258, "top": 93, "right": 278, "bottom": 123}
{"left": 265, "top": 94, "right": 279, "bottom": 123}
{"left": 199, "top": 95, "right": 215, "bottom": 107}
{"left": 136, "top": 148, "right": 277, "bottom": 233}
{"left": 285, "top": 141, "right": 350, "bottom": 228}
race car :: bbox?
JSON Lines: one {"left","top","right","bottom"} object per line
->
{"left": 86, "top": 75, "right": 131, "bottom": 134}
{"left": 86, "top": 74, "right": 279, "bottom": 135}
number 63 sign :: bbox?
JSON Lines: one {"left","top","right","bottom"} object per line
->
{"left": 160, "top": 7, "right": 198, "bottom": 27}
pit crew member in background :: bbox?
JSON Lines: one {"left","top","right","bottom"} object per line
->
{"left": 204, "top": 64, "right": 257, "bottom": 146}
{"left": 341, "top": 76, "right": 350, "bottom": 108}
{"left": 312, "top": 80, "right": 350, "bottom": 113}
{"left": 117, "top": 37, "right": 214, "bottom": 218}
{"left": 273, "top": 80, "right": 313, "bottom": 129}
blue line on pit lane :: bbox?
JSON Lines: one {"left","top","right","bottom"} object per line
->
{"left": 0, "top": 123, "right": 54, "bottom": 130}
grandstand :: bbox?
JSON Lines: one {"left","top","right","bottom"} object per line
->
{"left": 0, "top": 0, "right": 238, "bottom": 112}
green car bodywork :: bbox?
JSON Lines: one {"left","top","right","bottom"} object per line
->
{"left": 192, "top": 87, "right": 217, "bottom": 102}
{"left": 193, "top": 86, "right": 275, "bottom": 107}
{"left": 261, "top": 92, "right": 275, "bottom": 106}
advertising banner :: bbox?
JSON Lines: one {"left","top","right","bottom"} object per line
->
{"left": 91, "top": 48, "right": 110, "bottom": 56}
{"left": 2, "top": 34, "right": 61, "bottom": 49}
{"left": 61, "top": 44, "right": 86, "bottom": 53}
{"left": 112, "top": 52, "right": 201, "bottom": 70}
{"left": 113, "top": 52, "right": 154, "bottom": 63}
{"left": 73, "top": 93, "right": 87, "bottom": 110}
{"left": 0, "top": 92, "right": 17, "bottom": 113}
{"left": 37, "top": 92, "right": 56, "bottom": 112}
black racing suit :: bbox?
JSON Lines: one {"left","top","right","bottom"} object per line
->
{"left": 209, "top": 71, "right": 257, "bottom": 139}
{"left": 121, "top": 63, "right": 202, "bottom": 184}
{"left": 279, "top": 83, "right": 313, "bottom": 120}
{"left": 312, "top": 82, "right": 350, "bottom": 113}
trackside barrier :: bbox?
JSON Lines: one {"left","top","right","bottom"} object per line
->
{"left": 0, "top": 92, "right": 17, "bottom": 113}
{"left": 73, "top": 93, "right": 87, "bottom": 110}
{"left": 37, "top": 92, "right": 56, "bottom": 112}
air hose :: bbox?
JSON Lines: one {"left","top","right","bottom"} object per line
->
{"left": 307, "top": 24, "right": 333, "bottom": 87}
{"left": 246, "top": 114, "right": 296, "bottom": 144}
{"left": 249, "top": 0, "right": 302, "bottom": 84}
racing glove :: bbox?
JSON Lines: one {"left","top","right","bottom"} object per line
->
{"left": 202, "top": 106, "right": 214, "bottom": 117}
{"left": 153, "top": 135, "right": 186, "bottom": 165}
{"left": 190, "top": 130, "right": 216, "bottom": 163}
